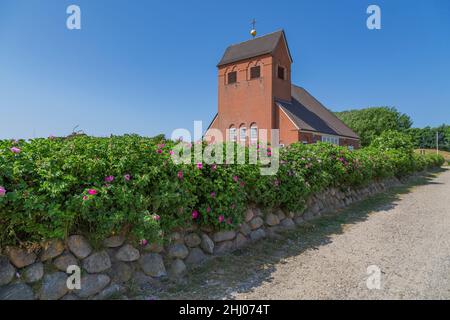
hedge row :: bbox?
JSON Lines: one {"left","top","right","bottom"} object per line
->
{"left": 0, "top": 131, "right": 445, "bottom": 247}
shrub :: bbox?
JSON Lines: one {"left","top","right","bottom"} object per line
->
{"left": 0, "top": 134, "right": 444, "bottom": 247}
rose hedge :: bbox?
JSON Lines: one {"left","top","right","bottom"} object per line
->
{"left": 0, "top": 133, "right": 445, "bottom": 247}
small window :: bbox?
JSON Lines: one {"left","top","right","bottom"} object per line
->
{"left": 250, "top": 66, "right": 260, "bottom": 79}
{"left": 227, "top": 71, "right": 237, "bottom": 84}
{"left": 348, "top": 145, "right": 354, "bottom": 151}
{"left": 321, "top": 135, "right": 339, "bottom": 145}
{"left": 250, "top": 125, "right": 258, "bottom": 143}
{"left": 239, "top": 126, "right": 247, "bottom": 142}
{"left": 277, "top": 66, "right": 285, "bottom": 80}
{"left": 229, "top": 127, "right": 237, "bottom": 142}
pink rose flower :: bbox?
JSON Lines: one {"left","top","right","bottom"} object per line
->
{"left": 82, "top": 195, "right": 88, "bottom": 201}
{"left": 0, "top": 186, "right": 6, "bottom": 197}
{"left": 206, "top": 206, "right": 211, "bottom": 213}
{"left": 177, "top": 171, "right": 183, "bottom": 179}
{"left": 169, "top": 150, "right": 174, "bottom": 156}
{"left": 211, "top": 164, "right": 217, "bottom": 171}
{"left": 192, "top": 210, "right": 199, "bottom": 219}
{"left": 140, "top": 239, "right": 148, "bottom": 246}
{"left": 124, "top": 174, "right": 131, "bottom": 181}
{"left": 218, "top": 215, "right": 225, "bottom": 223}
{"left": 233, "top": 176, "right": 239, "bottom": 182}
{"left": 153, "top": 214, "right": 161, "bottom": 221}
{"left": 88, "top": 189, "right": 97, "bottom": 195}
{"left": 197, "top": 162, "right": 203, "bottom": 169}
{"left": 10, "top": 147, "right": 21, "bottom": 154}
{"left": 156, "top": 149, "right": 163, "bottom": 154}
{"left": 104, "top": 175, "right": 115, "bottom": 183}
{"left": 210, "top": 192, "right": 216, "bottom": 198}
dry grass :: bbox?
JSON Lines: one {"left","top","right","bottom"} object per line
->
{"left": 415, "top": 149, "right": 450, "bottom": 163}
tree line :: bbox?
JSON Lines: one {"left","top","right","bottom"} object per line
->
{"left": 335, "top": 107, "right": 449, "bottom": 151}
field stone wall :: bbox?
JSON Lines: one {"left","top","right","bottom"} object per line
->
{"left": 0, "top": 177, "right": 402, "bottom": 300}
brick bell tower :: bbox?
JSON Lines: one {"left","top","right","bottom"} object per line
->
{"left": 205, "top": 29, "right": 293, "bottom": 144}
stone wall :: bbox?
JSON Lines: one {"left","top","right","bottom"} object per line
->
{"left": 0, "top": 177, "right": 402, "bottom": 300}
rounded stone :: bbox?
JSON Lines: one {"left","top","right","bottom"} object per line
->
{"left": 139, "top": 253, "right": 167, "bottom": 278}
{"left": 40, "top": 239, "right": 65, "bottom": 261}
{"left": 276, "top": 210, "right": 286, "bottom": 221}
{"left": 294, "top": 216, "right": 305, "bottom": 225}
{"left": 103, "top": 236, "right": 125, "bottom": 248}
{"left": 108, "top": 261, "right": 133, "bottom": 283}
{"left": 22, "top": 262, "right": 44, "bottom": 283}
{"left": 54, "top": 252, "right": 78, "bottom": 272}
{"left": 167, "top": 243, "right": 189, "bottom": 259}
{"left": 245, "top": 208, "right": 255, "bottom": 222}
{"left": 212, "top": 230, "right": 236, "bottom": 243}
{"left": 6, "top": 247, "right": 36, "bottom": 268}
{"left": 39, "top": 272, "right": 69, "bottom": 300}
{"left": 234, "top": 233, "right": 249, "bottom": 248}
{"left": 239, "top": 223, "right": 252, "bottom": 236}
{"left": 169, "top": 232, "right": 184, "bottom": 244}
{"left": 213, "top": 240, "right": 234, "bottom": 255}
{"left": 184, "top": 233, "right": 201, "bottom": 248}
{"left": 0, "top": 256, "right": 15, "bottom": 286}
{"left": 249, "top": 217, "right": 264, "bottom": 230}
{"left": 265, "top": 213, "right": 280, "bottom": 226}
{"left": 0, "top": 283, "right": 35, "bottom": 300}
{"left": 74, "top": 274, "right": 111, "bottom": 298}
{"left": 143, "top": 242, "right": 164, "bottom": 253}
{"left": 185, "top": 248, "right": 207, "bottom": 265}
{"left": 82, "top": 251, "right": 111, "bottom": 273}
{"left": 280, "top": 218, "right": 296, "bottom": 229}
{"left": 169, "top": 259, "right": 187, "bottom": 278}
{"left": 91, "top": 283, "right": 125, "bottom": 300}
{"left": 67, "top": 235, "right": 92, "bottom": 259}
{"left": 200, "top": 234, "right": 214, "bottom": 254}
{"left": 250, "top": 229, "right": 266, "bottom": 241}
{"left": 115, "top": 244, "right": 140, "bottom": 262}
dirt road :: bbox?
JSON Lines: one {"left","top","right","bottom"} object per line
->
{"left": 156, "top": 169, "right": 450, "bottom": 300}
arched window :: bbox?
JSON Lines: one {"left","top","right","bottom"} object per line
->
{"left": 247, "top": 60, "right": 262, "bottom": 80}
{"left": 226, "top": 66, "right": 238, "bottom": 85}
{"left": 250, "top": 123, "right": 258, "bottom": 144}
{"left": 239, "top": 124, "right": 247, "bottom": 143}
{"left": 228, "top": 126, "right": 237, "bottom": 142}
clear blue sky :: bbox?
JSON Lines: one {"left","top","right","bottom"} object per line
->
{"left": 1, "top": 0, "right": 449, "bottom": 139}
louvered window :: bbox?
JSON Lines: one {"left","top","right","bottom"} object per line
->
{"left": 250, "top": 66, "right": 260, "bottom": 79}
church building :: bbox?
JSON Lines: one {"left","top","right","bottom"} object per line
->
{"left": 205, "top": 30, "right": 360, "bottom": 148}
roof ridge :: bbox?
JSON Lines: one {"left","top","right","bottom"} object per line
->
{"left": 224, "top": 29, "right": 284, "bottom": 48}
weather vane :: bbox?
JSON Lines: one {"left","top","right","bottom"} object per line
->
{"left": 250, "top": 18, "right": 257, "bottom": 38}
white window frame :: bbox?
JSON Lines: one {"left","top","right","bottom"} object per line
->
{"left": 239, "top": 126, "right": 247, "bottom": 143}
{"left": 321, "top": 135, "right": 340, "bottom": 145}
{"left": 250, "top": 125, "right": 258, "bottom": 144}
{"left": 229, "top": 127, "right": 237, "bottom": 142}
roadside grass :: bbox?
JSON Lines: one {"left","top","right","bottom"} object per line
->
{"left": 149, "top": 168, "right": 447, "bottom": 300}
{"left": 415, "top": 149, "right": 450, "bottom": 163}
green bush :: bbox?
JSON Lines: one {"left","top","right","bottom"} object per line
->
{"left": 0, "top": 134, "right": 444, "bottom": 247}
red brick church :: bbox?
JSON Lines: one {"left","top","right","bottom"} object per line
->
{"left": 205, "top": 30, "right": 360, "bottom": 149}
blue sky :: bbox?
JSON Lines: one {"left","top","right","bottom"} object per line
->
{"left": 0, "top": 0, "right": 449, "bottom": 139}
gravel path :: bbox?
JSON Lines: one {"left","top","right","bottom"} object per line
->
{"left": 232, "top": 168, "right": 450, "bottom": 300}
{"left": 155, "top": 169, "right": 450, "bottom": 300}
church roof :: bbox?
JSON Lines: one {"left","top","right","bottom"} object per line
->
{"left": 217, "top": 30, "right": 292, "bottom": 67}
{"left": 276, "top": 85, "right": 360, "bottom": 139}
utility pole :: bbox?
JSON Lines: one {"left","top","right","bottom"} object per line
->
{"left": 436, "top": 131, "right": 439, "bottom": 155}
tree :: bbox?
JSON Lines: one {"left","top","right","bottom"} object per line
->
{"left": 407, "top": 125, "right": 450, "bottom": 151}
{"left": 335, "top": 107, "right": 412, "bottom": 146}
